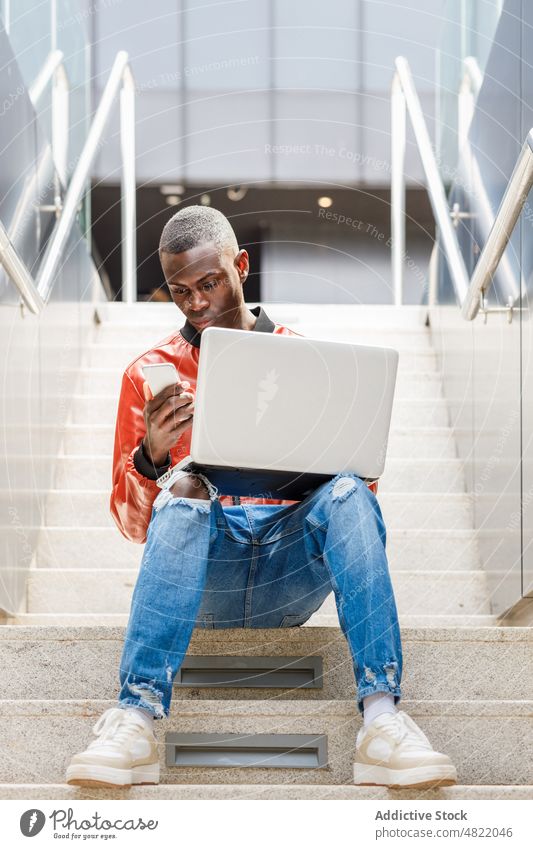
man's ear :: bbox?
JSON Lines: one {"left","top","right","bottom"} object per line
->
{"left": 234, "top": 249, "right": 249, "bottom": 282}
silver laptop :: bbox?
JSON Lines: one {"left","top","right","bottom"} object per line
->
{"left": 173, "top": 326, "right": 398, "bottom": 499}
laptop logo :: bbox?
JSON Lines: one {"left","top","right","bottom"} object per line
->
{"left": 256, "top": 368, "right": 279, "bottom": 424}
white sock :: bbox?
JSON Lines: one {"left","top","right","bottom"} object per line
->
{"left": 362, "top": 692, "right": 398, "bottom": 726}
{"left": 128, "top": 706, "right": 155, "bottom": 728}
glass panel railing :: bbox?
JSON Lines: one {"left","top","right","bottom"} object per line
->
{"left": 436, "top": 0, "right": 504, "bottom": 184}
{"left": 0, "top": 0, "right": 92, "bottom": 235}
{"left": 55, "top": 0, "right": 91, "bottom": 175}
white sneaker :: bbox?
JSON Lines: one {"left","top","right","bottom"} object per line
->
{"left": 66, "top": 707, "right": 160, "bottom": 788}
{"left": 353, "top": 710, "right": 458, "bottom": 789}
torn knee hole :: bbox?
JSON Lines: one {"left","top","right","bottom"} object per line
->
{"left": 127, "top": 681, "right": 166, "bottom": 719}
{"left": 153, "top": 488, "right": 213, "bottom": 513}
{"left": 154, "top": 467, "right": 219, "bottom": 510}
{"left": 332, "top": 476, "right": 358, "bottom": 500}
{"left": 170, "top": 477, "right": 209, "bottom": 499}
{"left": 364, "top": 666, "right": 377, "bottom": 683}
{"left": 384, "top": 661, "right": 399, "bottom": 687}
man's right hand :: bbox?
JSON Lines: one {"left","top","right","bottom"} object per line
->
{"left": 141, "top": 380, "right": 195, "bottom": 466}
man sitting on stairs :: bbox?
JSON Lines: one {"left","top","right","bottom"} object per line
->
{"left": 66, "top": 205, "right": 457, "bottom": 791}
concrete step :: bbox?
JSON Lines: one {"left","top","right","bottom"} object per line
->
{"left": 4, "top": 613, "right": 499, "bottom": 627}
{"left": 0, "top": 698, "right": 530, "bottom": 786}
{"left": 1, "top": 625, "right": 528, "bottom": 702}
{"left": 56, "top": 424, "right": 456, "bottom": 458}
{"left": 2, "top": 395, "right": 451, "bottom": 429}
{"left": 34, "top": 527, "right": 480, "bottom": 571}
{"left": 74, "top": 368, "right": 445, "bottom": 399}
{"left": 94, "top": 303, "right": 429, "bottom": 328}
{"left": 92, "top": 325, "right": 435, "bottom": 350}
{"left": 1, "top": 783, "right": 532, "bottom": 800}
{"left": 380, "top": 457, "right": 463, "bottom": 490}
{"left": 38, "top": 489, "right": 471, "bottom": 529}
{"left": 309, "top": 572, "right": 489, "bottom": 618}
{"left": 47, "top": 455, "right": 464, "bottom": 492}
{"left": 58, "top": 396, "right": 450, "bottom": 429}
{"left": 24, "top": 569, "right": 489, "bottom": 616}
{"left": 0, "top": 422, "right": 457, "bottom": 460}
{"left": 83, "top": 344, "right": 438, "bottom": 372}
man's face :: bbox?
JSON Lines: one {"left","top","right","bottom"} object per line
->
{"left": 160, "top": 241, "right": 249, "bottom": 332}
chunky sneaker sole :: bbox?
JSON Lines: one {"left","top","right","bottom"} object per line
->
{"left": 353, "top": 709, "right": 458, "bottom": 789}
{"left": 353, "top": 761, "right": 457, "bottom": 790}
{"left": 66, "top": 760, "right": 160, "bottom": 789}
{"left": 65, "top": 706, "right": 160, "bottom": 789}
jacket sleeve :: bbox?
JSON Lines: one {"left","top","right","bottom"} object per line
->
{"left": 110, "top": 370, "right": 169, "bottom": 544}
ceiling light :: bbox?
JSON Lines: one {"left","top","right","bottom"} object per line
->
{"left": 165, "top": 195, "right": 181, "bottom": 206}
{"left": 160, "top": 184, "right": 185, "bottom": 196}
{"left": 227, "top": 186, "right": 248, "bottom": 201}
{"left": 200, "top": 194, "right": 211, "bottom": 205}
{"left": 318, "top": 196, "right": 333, "bottom": 208}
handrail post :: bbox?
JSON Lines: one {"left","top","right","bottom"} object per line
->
{"left": 51, "top": 61, "right": 69, "bottom": 186}
{"left": 0, "top": 51, "right": 137, "bottom": 312}
{"left": 36, "top": 51, "right": 135, "bottom": 304}
{"left": 120, "top": 65, "right": 137, "bottom": 304}
{"left": 29, "top": 50, "right": 69, "bottom": 186}
{"left": 458, "top": 56, "right": 482, "bottom": 155}
{"left": 391, "top": 71, "right": 406, "bottom": 306}
{"left": 393, "top": 56, "right": 471, "bottom": 307}
{"left": 461, "top": 130, "right": 533, "bottom": 320}
{"left": 0, "top": 223, "right": 45, "bottom": 314}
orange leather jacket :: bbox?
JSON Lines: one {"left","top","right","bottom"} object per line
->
{"left": 110, "top": 305, "right": 377, "bottom": 544}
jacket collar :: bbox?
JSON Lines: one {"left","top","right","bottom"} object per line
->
{"left": 179, "top": 305, "right": 275, "bottom": 348}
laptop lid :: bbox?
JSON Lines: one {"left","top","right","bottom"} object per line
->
{"left": 190, "top": 326, "right": 398, "bottom": 480}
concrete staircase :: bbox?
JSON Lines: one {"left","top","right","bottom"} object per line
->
{"left": 2, "top": 303, "right": 532, "bottom": 800}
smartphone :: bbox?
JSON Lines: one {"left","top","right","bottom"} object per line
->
{"left": 141, "top": 363, "right": 180, "bottom": 397}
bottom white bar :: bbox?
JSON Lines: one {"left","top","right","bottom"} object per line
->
{"left": 2, "top": 797, "right": 531, "bottom": 848}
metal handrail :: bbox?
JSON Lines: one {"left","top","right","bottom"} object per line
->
{"left": 461, "top": 131, "right": 533, "bottom": 320}
{"left": 454, "top": 57, "right": 520, "bottom": 312}
{"left": 391, "top": 55, "right": 533, "bottom": 321}
{"left": 391, "top": 56, "right": 470, "bottom": 307}
{"left": 0, "top": 223, "right": 45, "bottom": 313}
{"left": 29, "top": 50, "right": 69, "bottom": 185}
{"left": 28, "top": 50, "right": 66, "bottom": 103}
{"left": 458, "top": 56, "right": 483, "bottom": 152}
{"left": 0, "top": 50, "right": 137, "bottom": 313}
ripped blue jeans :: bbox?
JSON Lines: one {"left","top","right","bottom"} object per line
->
{"left": 118, "top": 470, "right": 403, "bottom": 718}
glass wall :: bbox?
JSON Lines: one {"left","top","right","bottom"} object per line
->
{"left": 431, "top": 0, "right": 532, "bottom": 617}
{"left": 0, "top": 0, "right": 92, "bottom": 232}
{"left": 0, "top": 15, "right": 106, "bottom": 617}
{"left": 436, "top": 0, "right": 504, "bottom": 183}
{"left": 92, "top": 0, "right": 440, "bottom": 187}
